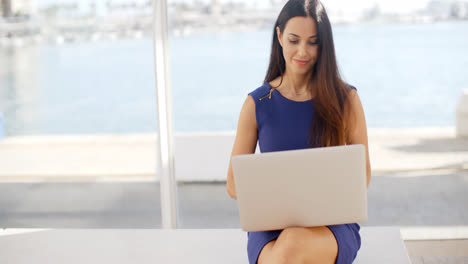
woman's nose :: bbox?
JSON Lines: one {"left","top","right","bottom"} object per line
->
{"left": 297, "top": 43, "right": 307, "bottom": 57}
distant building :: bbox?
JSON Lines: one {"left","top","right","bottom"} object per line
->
{"left": 426, "top": 0, "right": 452, "bottom": 19}
{"left": 210, "top": 0, "right": 221, "bottom": 15}
{"left": 361, "top": 2, "right": 381, "bottom": 21}
{"left": 1, "top": 0, "right": 12, "bottom": 17}
{"left": 450, "top": 1, "right": 468, "bottom": 19}
{"left": 8, "top": 0, "right": 36, "bottom": 17}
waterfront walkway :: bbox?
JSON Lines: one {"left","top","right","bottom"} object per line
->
{"left": 0, "top": 127, "right": 466, "bottom": 180}
{"left": 0, "top": 127, "right": 467, "bottom": 263}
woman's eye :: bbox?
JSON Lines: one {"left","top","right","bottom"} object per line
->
{"left": 309, "top": 41, "right": 318, "bottom": 45}
{"left": 289, "top": 40, "right": 298, "bottom": 44}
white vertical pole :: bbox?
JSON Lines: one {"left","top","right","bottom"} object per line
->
{"left": 456, "top": 89, "right": 468, "bottom": 138}
{"left": 0, "top": 112, "right": 4, "bottom": 139}
{"left": 152, "top": 0, "right": 178, "bottom": 229}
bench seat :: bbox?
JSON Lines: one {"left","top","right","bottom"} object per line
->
{"left": 0, "top": 226, "right": 410, "bottom": 263}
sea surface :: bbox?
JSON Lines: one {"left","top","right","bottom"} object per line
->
{"left": 1, "top": 21, "right": 467, "bottom": 136}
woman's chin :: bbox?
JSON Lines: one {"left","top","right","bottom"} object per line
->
{"left": 290, "top": 67, "right": 312, "bottom": 76}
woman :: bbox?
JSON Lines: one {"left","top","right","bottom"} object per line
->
{"left": 226, "top": 0, "right": 371, "bottom": 263}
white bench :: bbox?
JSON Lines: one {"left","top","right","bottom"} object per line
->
{"left": 0, "top": 227, "right": 410, "bottom": 263}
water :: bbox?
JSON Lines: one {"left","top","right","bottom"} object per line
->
{"left": 1, "top": 21, "right": 467, "bottom": 136}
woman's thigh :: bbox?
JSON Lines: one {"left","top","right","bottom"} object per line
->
{"left": 257, "top": 240, "right": 276, "bottom": 264}
{"left": 257, "top": 226, "right": 338, "bottom": 264}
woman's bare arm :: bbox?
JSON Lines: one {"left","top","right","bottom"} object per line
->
{"left": 345, "top": 89, "right": 372, "bottom": 188}
{"left": 226, "top": 95, "right": 258, "bottom": 199}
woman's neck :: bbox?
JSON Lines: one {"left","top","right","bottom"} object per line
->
{"left": 281, "top": 70, "right": 313, "bottom": 96}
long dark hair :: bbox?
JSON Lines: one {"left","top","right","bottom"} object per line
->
{"left": 264, "top": 0, "right": 351, "bottom": 147}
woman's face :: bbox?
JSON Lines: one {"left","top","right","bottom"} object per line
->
{"left": 277, "top": 16, "right": 319, "bottom": 76}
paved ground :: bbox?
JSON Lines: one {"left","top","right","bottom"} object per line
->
{"left": 0, "top": 169, "right": 467, "bottom": 229}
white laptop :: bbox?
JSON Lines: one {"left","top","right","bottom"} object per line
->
{"left": 231, "top": 144, "right": 368, "bottom": 232}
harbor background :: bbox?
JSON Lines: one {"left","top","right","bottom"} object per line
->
{"left": 1, "top": 0, "right": 468, "bottom": 135}
{"left": 1, "top": 21, "right": 468, "bottom": 136}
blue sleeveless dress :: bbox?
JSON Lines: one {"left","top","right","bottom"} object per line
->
{"left": 246, "top": 83, "right": 362, "bottom": 264}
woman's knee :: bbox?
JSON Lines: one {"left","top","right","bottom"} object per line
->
{"left": 273, "top": 227, "right": 338, "bottom": 264}
{"left": 272, "top": 228, "right": 311, "bottom": 263}
{"left": 257, "top": 230, "right": 303, "bottom": 264}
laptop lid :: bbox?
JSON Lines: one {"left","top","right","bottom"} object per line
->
{"left": 231, "top": 144, "right": 368, "bottom": 232}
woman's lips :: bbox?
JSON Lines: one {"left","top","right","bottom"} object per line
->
{"left": 294, "top": 59, "right": 309, "bottom": 66}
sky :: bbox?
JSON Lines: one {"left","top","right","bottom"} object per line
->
{"left": 36, "top": 0, "right": 458, "bottom": 14}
